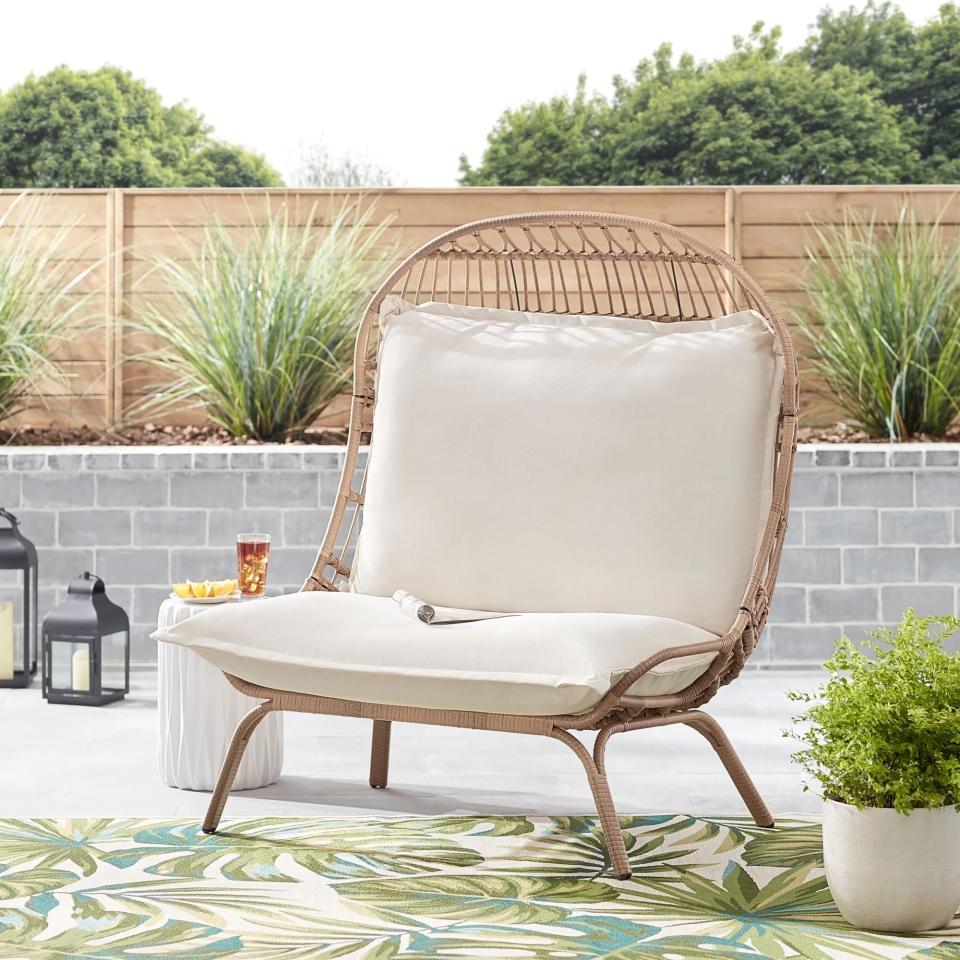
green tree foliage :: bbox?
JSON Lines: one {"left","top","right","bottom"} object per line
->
{"left": 800, "top": 1, "right": 916, "bottom": 109}
{"left": 184, "top": 142, "right": 283, "bottom": 188}
{"left": 609, "top": 30, "right": 912, "bottom": 185}
{"left": 461, "top": 8, "right": 959, "bottom": 185}
{"left": 0, "top": 66, "right": 281, "bottom": 188}
{"left": 459, "top": 76, "right": 612, "bottom": 186}
{"left": 803, "top": 2, "right": 960, "bottom": 180}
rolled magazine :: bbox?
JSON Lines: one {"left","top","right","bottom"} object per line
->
{"left": 392, "top": 590, "right": 516, "bottom": 625}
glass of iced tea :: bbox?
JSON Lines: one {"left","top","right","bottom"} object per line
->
{"left": 236, "top": 534, "right": 270, "bottom": 597}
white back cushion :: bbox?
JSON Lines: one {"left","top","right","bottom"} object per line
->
{"left": 351, "top": 300, "right": 783, "bottom": 634}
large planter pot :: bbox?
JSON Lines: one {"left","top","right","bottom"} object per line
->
{"left": 822, "top": 797, "right": 960, "bottom": 932}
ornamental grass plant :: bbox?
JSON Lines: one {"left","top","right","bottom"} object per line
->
{"left": 798, "top": 209, "right": 960, "bottom": 439}
{"left": 788, "top": 609, "right": 960, "bottom": 813}
{"left": 131, "top": 201, "right": 393, "bottom": 441}
{"left": 0, "top": 194, "right": 95, "bottom": 424}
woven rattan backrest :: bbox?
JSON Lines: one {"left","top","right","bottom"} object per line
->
{"left": 304, "top": 212, "right": 798, "bottom": 656}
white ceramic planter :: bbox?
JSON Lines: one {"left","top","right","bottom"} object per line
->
{"left": 822, "top": 797, "right": 960, "bottom": 932}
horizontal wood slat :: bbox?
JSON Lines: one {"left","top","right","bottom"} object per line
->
{"left": 121, "top": 223, "right": 731, "bottom": 260}
{"left": 0, "top": 192, "right": 108, "bottom": 226}
{"left": 738, "top": 187, "right": 960, "bottom": 225}
{"left": 124, "top": 188, "right": 729, "bottom": 228}
{"left": 1, "top": 184, "right": 957, "bottom": 429}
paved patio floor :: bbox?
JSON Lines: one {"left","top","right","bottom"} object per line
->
{"left": 1, "top": 669, "right": 822, "bottom": 819}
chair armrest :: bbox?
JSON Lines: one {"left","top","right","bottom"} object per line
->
{"left": 567, "top": 609, "right": 751, "bottom": 726}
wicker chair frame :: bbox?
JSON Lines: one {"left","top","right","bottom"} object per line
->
{"left": 203, "top": 212, "right": 799, "bottom": 880}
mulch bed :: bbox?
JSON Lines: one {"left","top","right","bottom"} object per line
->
{"left": 2, "top": 422, "right": 959, "bottom": 446}
{"left": 797, "top": 423, "right": 960, "bottom": 443}
{"left": 0, "top": 424, "right": 349, "bottom": 446}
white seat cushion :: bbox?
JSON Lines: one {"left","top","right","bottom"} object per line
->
{"left": 152, "top": 592, "right": 718, "bottom": 716}
{"left": 352, "top": 300, "right": 783, "bottom": 635}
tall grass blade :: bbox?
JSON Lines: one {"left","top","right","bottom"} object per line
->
{"left": 130, "top": 199, "right": 394, "bottom": 441}
{"left": 0, "top": 193, "right": 96, "bottom": 427}
{"left": 798, "top": 207, "right": 960, "bottom": 439}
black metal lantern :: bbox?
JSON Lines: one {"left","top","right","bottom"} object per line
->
{"left": 0, "top": 508, "right": 39, "bottom": 688}
{"left": 42, "top": 572, "right": 130, "bottom": 706}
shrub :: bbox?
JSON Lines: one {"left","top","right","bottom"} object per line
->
{"left": 0, "top": 194, "right": 94, "bottom": 424}
{"left": 798, "top": 209, "right": 960, "bottom": 439}
{"left": 788, "top": 609, "right": 960, "bottom": 813}
{"left": 131, "top": 201, "right": 393, "bottom": 441}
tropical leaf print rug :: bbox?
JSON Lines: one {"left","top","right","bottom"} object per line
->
{"left": 0, "top": 815, "right": 957, "bottom": 959}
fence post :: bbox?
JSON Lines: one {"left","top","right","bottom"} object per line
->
{"left": 104, "top": 189, "right": 125, "bottom": 424}
{"left": 723, "top": 186, "right": 743, "bottom": 311}
{"left": 723, "top": 186, "right": 742, "bottom": 261}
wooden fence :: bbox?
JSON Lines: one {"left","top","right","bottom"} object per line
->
{"left": 2, "top": 185, "right": 958, "bottom": 429}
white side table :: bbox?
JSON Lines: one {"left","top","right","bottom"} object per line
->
{"left": 157, "top": 597, "right": 283, "bottom": 791}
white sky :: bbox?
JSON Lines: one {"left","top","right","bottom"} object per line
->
{"left": 0, "top": 0, "right": 945, "bottom": 185}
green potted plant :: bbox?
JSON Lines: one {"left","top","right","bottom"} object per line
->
{"left": 789, "top": 609, "right": 960, "bottom": 932}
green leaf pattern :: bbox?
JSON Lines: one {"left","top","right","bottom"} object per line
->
{"left": 0, "top": 814, "right": 956, "bottom": 958}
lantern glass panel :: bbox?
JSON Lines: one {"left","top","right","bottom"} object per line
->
{"left": 0, "top": 568, "right": 36, "bottom": 682}
{"left": 49, "top": 638, "right": 93, "bottom": 693}
{"left": 100, "top": 631, "right": 128, "bottom": 690}
{"left": 0, "top": 578, "right": 21, "bottom": 682}
{"left": 0, "top": 509, "right": 38, "bottom": 687}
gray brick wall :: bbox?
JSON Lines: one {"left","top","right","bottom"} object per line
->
{"left": 1, "top": 446, "right": 346, "bottom": 663}
{"left": 767, "top": 444, "right": 960, "bottom": 664}
{"left": 2, "top": 443, "right": 959, "bottom": 666}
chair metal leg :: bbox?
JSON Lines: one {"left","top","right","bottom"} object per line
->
{"left": 202, "top": 701, "right": 274, "bottom": 834}
{"left": 682, "top": 710, "right": 774, "bottom": 827}
{"left": 369, "top": 719, "right": 391, "bottom": 788}
{"left": 550, "top": 728, "right": 632, "bottom": 880}
{"left": 594, "top": 708, "right": 774, "bottom": 830}
{"left": 584, "top": 767, "right": 632, "bottom": 880}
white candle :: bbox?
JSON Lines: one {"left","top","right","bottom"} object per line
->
{"left": 72, "top": 647, "right": 90, "bottom": 692}
{"left": 0, "top": 602, "right": 12, "bottom": 680}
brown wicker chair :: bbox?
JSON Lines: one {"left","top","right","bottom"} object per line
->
{"left": 201, "top": 212, "right": 798, "bottom": 880}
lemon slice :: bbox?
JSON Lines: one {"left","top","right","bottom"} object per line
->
{"left": 171, "top": 578, "right": 237, "bottom": 599}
